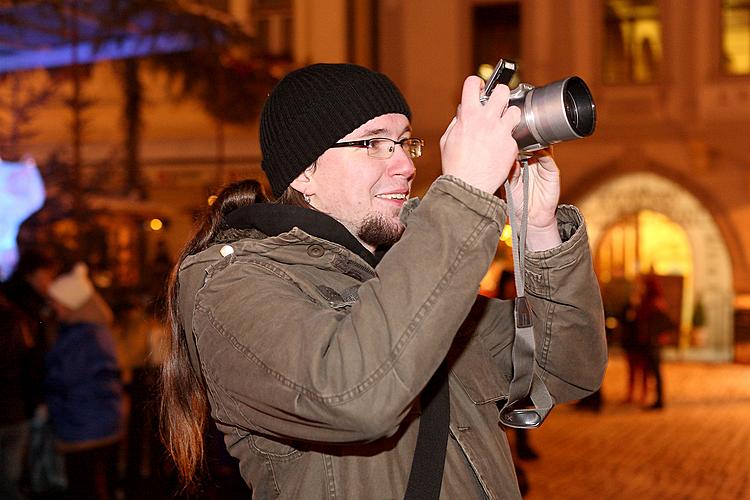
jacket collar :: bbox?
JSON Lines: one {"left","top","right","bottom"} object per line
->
{"left": 223, "top": 204, "right": 382, "bottom": 268}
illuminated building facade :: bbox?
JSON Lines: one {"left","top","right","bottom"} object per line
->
{"left": 1, "top": 0, "right": 749, "bottom": 360}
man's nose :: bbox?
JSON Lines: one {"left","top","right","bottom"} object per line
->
{"left": 387, "top": 145, "right": 417, "bottom": 180}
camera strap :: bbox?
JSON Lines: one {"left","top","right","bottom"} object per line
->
{"left": 498, "top": 160, "right": 554, "bottom": 429}
{"left": 403, "top": 362, "right": 450, "bottom": 500}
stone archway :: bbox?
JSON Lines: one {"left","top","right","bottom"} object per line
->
{"left": 577, "top": 171, "right": 734, "bottom": 361}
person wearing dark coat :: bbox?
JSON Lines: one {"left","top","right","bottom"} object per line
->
{"left": 1, "top": 249, "right": 59, "bottom": 416}
{"left": 0, "top": 292, "right": 35, "bottom": 500}
{"left": 45, "top": 263, "right": 124, "bottom": 500}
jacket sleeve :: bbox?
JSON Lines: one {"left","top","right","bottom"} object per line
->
{"left": 480, "top": 205, "right": 608, "bottom": 404}
{"left": 187, "top": 176, "right": 506, "bottom": 444}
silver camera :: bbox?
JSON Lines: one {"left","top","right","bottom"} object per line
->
{"left": 481, "top": 59, "right": 596, "bottom": 154}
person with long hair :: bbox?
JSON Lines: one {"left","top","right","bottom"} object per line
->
{"left": 160, "top": 178, "right": 267, "bottom": 493}
{"left": 161, "top": 64, "right": 607, "bottom": 499}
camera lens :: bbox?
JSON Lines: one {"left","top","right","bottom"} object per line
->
{"left": 564, "top": 91, "right": 579, "bottom": 130}
{"left": 511, "top": 75, "right": 597, "bottom": 152}
{"left": 561, "top": 77, "right": 595, "bottom": 137}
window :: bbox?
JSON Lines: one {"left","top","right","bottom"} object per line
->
{"left": 473, "top": 3, "right": 522, "bottom": 83}
{"left": 253, "top": 0, "right": 292, "bottom": 57}
{"left": 722, "top": 0, "right": 750, "bottom": 75}
{"left": 603, "top": 0, "right": 662, "bottom": 84}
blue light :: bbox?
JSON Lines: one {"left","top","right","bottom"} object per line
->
{"left": 0, "top": 158, "right": 45, "bottom": 280}
{"left": 0, "top": 33, "right": 195, "bottom": 74}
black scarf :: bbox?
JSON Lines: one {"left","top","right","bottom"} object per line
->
{"left": 224, "top": 203, "right": 382, "bottom": 267}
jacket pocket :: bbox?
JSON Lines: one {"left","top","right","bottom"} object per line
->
{"left": 314, "top": 284, "right": 359, "bottom": 310}
{"left": 449, "top": 335, "right": 510, "bottom": 405}
{"left": 248, "top": 433, "right": 302, "bottom": 461}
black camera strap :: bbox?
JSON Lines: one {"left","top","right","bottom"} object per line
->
{"left": 498, "top": 160, "right": 554, "bottom": 429}
{"left": 403, "top": 362, "right": 450, "bottom": 500}
{"left": 403, "top": 160, "right": 556, "bottom": 498}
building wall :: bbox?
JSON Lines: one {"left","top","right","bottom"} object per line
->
{"left": 5, "top": 0, "right": 749, "bottom": 355}
{"left": 371, "top": 0, "right": 749, "bottom": 359}
{"left": 396, "top": 1, "right": 749, "bottom": 293}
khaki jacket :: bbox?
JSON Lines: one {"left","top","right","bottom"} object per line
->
{"left": 178, "top": 176, "right": 607, "bottom": 499}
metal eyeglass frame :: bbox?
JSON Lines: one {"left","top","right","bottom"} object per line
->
{"left": 329, "top": 137, "right": 424, "bottom": 159}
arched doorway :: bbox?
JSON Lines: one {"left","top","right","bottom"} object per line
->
{"left": 597, "top": 210, "right": 693, "bottom": 347}
{"left": 578, "top": 172, "right": 734, "bottom": 361}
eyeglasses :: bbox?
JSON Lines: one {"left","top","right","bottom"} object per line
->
{"left": 329, "top": 137, "right": 424, "bottom": 159}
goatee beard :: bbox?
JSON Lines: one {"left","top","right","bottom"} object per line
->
{"left": 357, "top": 212, "right": 404, "bottom": 248}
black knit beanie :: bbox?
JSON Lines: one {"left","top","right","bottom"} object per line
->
{"left": 260, "top": 63, "right": 411, "bottom": 197}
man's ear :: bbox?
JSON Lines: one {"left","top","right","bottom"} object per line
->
{"left": 290, "top": 165, "right": 315, "bottom": 195}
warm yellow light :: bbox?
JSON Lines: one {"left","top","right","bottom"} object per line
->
{"left": 478, "top": 64, "right": 495, "bottom": 80}
{"left": 722, "top": 5, "right": 750, "bottom": 74}
{"left": 479, "top": 260, "right": 504, "bottom": 298}
{"left": 735, "top": 294, "right": 750, "bottom": 309}
{"left": 149, "top": 218, "right": 163, "bottom": 231}
{"left": 596, "top": 209, "right": 694, "bottom": 343}
{"left": 638, "top": 210, "right": 691, "bottom": 276}
{"left": 500, "top": 224, "right": 513, "bottom": 247}
{"left": 207, "top": 195, "right": 218, "bottom": 206}
{"left": 605, "top": 316, "right": 619, "bottom": 330}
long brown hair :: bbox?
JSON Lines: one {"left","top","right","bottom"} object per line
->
{"left": 160, "top": 179, "right": 268, "bottom": 490}
{"left": 160, "top": 178, "right": 315, "bottom": 490}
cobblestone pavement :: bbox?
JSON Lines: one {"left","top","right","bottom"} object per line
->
{"left": 521, "top": 354, "right": 750, "bottom": 500}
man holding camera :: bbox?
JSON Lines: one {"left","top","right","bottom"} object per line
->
{"left": 164, "top": 63, "right": 607, "bottom": 498}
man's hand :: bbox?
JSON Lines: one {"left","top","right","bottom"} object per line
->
{"left": 439, "top": 76, "right": 521, "bottom": 195}
{"left": 507, "top": 149, "right": 562, "bottom": 251}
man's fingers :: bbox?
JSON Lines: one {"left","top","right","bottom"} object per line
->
{"left": 529, "top": 150, "right": 560, "bottom": 177}
{"left": 459, "top": 76, "right": 516, "bottom": 130}
{"left": 440, "top": 116, "right": 458, "bottom": 149}
{"left": 537, "top": 155, "right": 559, "bottom": 173}
{"left": 501, "top": 104, "right": 522, "bottom": 132}
{"left": 509, "top": 161, "right": 522, "bottom": 185}
{"left": 460, "top": 75, "right": 484, "bottom": 110}
{"left": 486, "top": 83, "right": 511, "bottom": 115}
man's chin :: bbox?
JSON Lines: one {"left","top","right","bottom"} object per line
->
{"left": 358, "top": 214, "right": 404, "bottom": 248}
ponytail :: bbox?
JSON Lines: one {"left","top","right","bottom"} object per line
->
{"left": 160, "top": 179, "right": 267, "bottom": 490}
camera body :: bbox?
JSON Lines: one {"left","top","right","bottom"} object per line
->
{"left": 481, "top": 59, "right": 596, "bottom": 154}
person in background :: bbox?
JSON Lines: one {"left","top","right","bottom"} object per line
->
{"left": 634, "top": 274, "right": 675, "bottom": 410}
{"left": 1, "top": 249, "right": 59, "bottom": 410}
{"left": 1, "top": 249, "right": 61, "bottom": 496}
{"left": 115, "top": 295, "right": 174, "bottom": 499}
{"left": 621, "top": 282, "right": 648, "bottom": 405}
{"left": 44, "top": 263, "right": 124, "bottom": 500}
{"left": 0, "top": 292, "right": 34, "bottom": 500}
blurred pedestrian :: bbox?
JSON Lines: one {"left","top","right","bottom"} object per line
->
{"left": 1, "top": 249, "right": 59, "bottom": 408}
{"left": 621, "top": 283, "right": 648, "bottom": 405}
{"left": 44, "top": 263, "right": 124, "bottom": 500}
{"left": 1, "top": 249, "right": 62, "bottom": 496}
{"left": 634, "top": 274, "right": 676, "bottom": 410}
{"left": 146, "top": 239, "right": 173, "bottom": 306}
{"left": 116, "top": 296, "right": 170, "bottom": 497}
{"left": 0, "top": 291, "right": 34, "bottom": 500}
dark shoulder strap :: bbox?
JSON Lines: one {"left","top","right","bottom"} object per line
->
{"left": 403, "top": 363, "right": 450, "bottom": 500}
